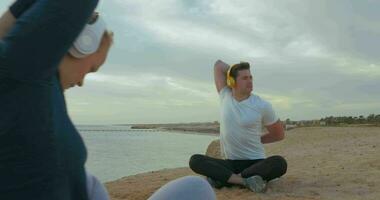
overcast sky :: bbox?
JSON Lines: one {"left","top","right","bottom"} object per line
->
{"left": 1, "top": 0, "right": 379, "bottom": 124}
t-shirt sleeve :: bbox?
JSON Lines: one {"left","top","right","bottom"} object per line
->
{"left": 262, "top": 101, "right": 278, "bottom": 126}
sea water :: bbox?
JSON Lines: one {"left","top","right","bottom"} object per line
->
{"left": 78, "top": 125, "right": 217, "bottom": 182}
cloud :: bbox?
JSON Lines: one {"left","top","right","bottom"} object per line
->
{"left": 65, "top": 71, "right": 220, "bottom": 123}
{"left": 84, "top": 72, "right": 215, "bottom": 100}
{"left": 2, "top": 0, "right": 379, "bottom": 123}
{"left": 64, "top": 0, "right": 380, "bottom": 122}
{"left": 335, "top": 57, "right": 380, "bottom": 77}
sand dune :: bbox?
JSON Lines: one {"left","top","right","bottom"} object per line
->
{"left": 105, "top": 127, "right": 380, "bottom": 200}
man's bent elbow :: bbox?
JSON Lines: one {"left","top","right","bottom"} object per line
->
{"left": 214, "top": 60, "right": 228, "bottom": 71}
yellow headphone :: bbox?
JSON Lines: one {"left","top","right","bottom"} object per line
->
{"left": 226, "top": 64, "right": 237, "bottom": 88}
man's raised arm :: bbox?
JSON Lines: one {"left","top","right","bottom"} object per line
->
{"left": 214, "top": 59, "right": 230, "bottom": 93}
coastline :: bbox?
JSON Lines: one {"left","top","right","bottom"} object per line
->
{"left": 130, "top": 122, "right": 220, "bottom": 135}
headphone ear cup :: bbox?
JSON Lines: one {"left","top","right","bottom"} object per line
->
{"left": 68, "top": 46, "right": 86, "bottom": 58}
{"left": 229, "top": 78, "right": 235, "bottom": 87}
{"left": 69, "top": 15, "right": 106, "bottom": 58}
{"left": 70, "top": 27, "right": 99, "bottom": 58}
{"left": 226, "top": 66, "right": 235, "bottom": 88}
{"left": 227, "top": 76, "right": 235, "bottom": 88}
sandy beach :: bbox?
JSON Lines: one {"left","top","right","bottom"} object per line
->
{"left": 105, "top": 127, "right": 380, "bottom": 200}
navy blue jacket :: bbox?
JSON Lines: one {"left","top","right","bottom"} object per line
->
{"left": 0, "top": 0, "right": 98, "bottom": 199}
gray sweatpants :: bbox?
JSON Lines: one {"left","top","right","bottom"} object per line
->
{"left": 86, "top": 174, "right": 216, "bottom": 200}
{"left": 86, "top": 172, "right": 109, "bottom": 200}
{"left": 148, "top": 176, "right": 216, "bottom": 200}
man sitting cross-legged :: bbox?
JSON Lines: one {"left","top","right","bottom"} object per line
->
{"left": 189, "top": 60, "right": 287, "bottom": 193}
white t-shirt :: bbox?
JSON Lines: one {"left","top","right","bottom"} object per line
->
{"left": 219, "top": 87, "right": 278, "bottom": 160}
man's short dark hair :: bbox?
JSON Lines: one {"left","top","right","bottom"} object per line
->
{"left": 230, "top": 62, "right": 250, "bottom": 80}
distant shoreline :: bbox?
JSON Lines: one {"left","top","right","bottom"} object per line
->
{"left": 77, "top": 123, "right": 380, "bottom": 136}
{"left": 130, "top": 122, "right": 220, "bottom": 135}
{"left": 130, "top": 122, "right": 380, "bottom": 134}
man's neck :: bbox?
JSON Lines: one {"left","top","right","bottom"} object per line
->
{"left": 232, "top": 90, "right": 250, "bottom": 102}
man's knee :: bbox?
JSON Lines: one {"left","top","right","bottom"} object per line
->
{"left": 189, "top": 154, "right": 205, "bottom": 171}
{"left": 268, "top": 155, "right": 287, "bottom": 176}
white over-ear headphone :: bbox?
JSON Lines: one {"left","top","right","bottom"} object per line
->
{"left": 69, "top": 13, "right": 107, "bottom": 58}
